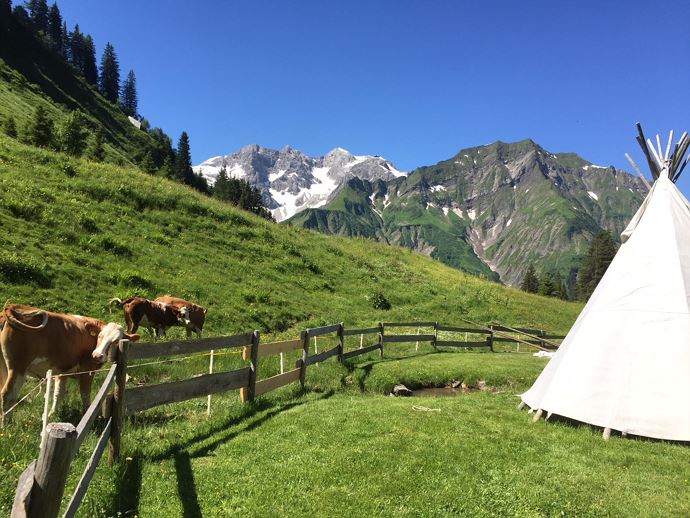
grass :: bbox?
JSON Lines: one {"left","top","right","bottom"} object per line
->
{"left": 4, "top": 351, "right": 688, "bottom": 516}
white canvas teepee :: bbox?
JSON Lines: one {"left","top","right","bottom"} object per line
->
{"left": 521, "top": 126, "right": 690, "bottom": 441}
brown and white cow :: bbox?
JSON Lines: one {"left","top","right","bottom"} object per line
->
{"left": 108, "top": 297, "right": 185, "bottom": 338}
{"left": 0, "top": 304, "right": 139, "bottom": 424}
{"left": 154, "top": 296, "right": 207, "bottom": 338}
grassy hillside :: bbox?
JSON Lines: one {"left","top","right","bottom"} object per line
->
{"left": 0, "top": 135, "right": 582, "bottom": 335}
{"left": 0, "top": 16, "right": 166, "bottom": 166}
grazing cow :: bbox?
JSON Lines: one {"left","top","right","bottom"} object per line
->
{"left": 154, "top": 296, "right": 207, "bottom": 338}
{"left": 0, "top": 304, "right": 140, "bottom": 424}
{"left": 108, "top": 297, "right": 186, "bottom": 338}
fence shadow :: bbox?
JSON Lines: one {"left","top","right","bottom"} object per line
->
{"left": 175, "top": 451, "right": 202, "bottom": 518}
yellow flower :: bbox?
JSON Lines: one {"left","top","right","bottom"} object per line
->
{"left": 126, "top": 456, "right": 133, "bottom": 461}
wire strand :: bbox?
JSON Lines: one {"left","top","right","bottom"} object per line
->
{"left": 3, "top": 378, "right": 46, "bottom": 416}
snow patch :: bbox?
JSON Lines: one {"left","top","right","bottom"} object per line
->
{"left": 430, "top": 185, "right": 446, "bottom": 192}
{"left": 383, "top": 194, "right": 391, "bottom": 208}
{"left": 442, "top": 207, "right": 449, "bottom": 216}
{"left": 452, "top": 208, "right": 464, "bottom": 218}
{"left": 506, "top": 218, "right": 512, "bottom": 227}
{"left": 268, "top": 169, "right": 287, "bottom": 182}
{"left": 525, "top": 188, "right": 530, "bottom": 193}
{"left": 587, "top": 191, "right": 599, "bottom": 201}
{"left": 467, "top": 209, "right": 477, "bottom": 221}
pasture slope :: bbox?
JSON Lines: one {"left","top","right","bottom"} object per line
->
{"left": 1, "top": 136, "right": 688, "bottom": 516}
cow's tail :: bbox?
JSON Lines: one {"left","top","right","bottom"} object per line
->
{"left": 4, "top": 305, "right": 49, "bottom": 333}
{"left": 107, "top": 298, "right": 124, "bottom": 313}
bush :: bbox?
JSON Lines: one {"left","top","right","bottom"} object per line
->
{"left": 0, "top": 252, "right": 52, "bottom": 287}
{"left": 368, "top": 291, "right": 391, "bottom": 310}
{"left": 93, "top": 235, "right": 132, "bottom": 257}
{"left": 109, "top": 270, "right": 155, "bottom": 290}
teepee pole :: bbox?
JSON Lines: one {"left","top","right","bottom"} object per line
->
{"left": 625, "top": 153, "right": 651, "bottom": 191}
{"left": 656, "top": 134, "right": 663, "bottom": 162}
{"left": 665, "top": 130, "right": 674, "bottom": 161}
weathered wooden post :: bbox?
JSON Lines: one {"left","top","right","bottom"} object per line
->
{"left": 28, "top": 422, "right": 77, "bottom": 518}
{"left": 487, "top": 325, "right": 494, "bottom": 352}
{"left": 299, "top": 330, "right": 309, "bottom": 387}
{"left": 337, "top": 323, "right": 345, "bottom": 362}
{"left": 246, "top": 331, "right": 260, "bottom": 403}
{"left": 109, "top": 339, "right": 129, "bottom": 465}
{"left": 378, "top": 322, "right": 384, "bottom": 358}
{"left": 433, "top": 321, "right": 439, "bottom": 350}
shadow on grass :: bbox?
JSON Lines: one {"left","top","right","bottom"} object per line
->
{"left": 108, "top": 389, "right": 334, "bottom": 516}
{"left": 347, "top": 351, "right": 440, "bottom": 391}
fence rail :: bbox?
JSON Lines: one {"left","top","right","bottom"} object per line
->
{"left": 12, "top": 318, "right": 564, "bottom": 517}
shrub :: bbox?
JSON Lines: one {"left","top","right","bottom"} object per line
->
{"left": 0, "top": 252, "right": 52, "bottom": 287}
{"left": 109, "top": 270, "right": 155, "bottom": 291}
{"left": 94, "top": 235, "right": 132, "bottom": 257}
{"left": 368, "top": 291, "right": 391, "bottom": 310}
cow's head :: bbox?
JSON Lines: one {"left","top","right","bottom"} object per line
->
{"left": 179, "top": 306, "right": 192, "bottom": 327}
{"left": 91, "top": 322, "right": 140, "bottom": 363}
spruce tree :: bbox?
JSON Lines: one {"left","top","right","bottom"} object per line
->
{"left": 174, "top": 131, "right": 195, "bottom": 184}
{"left": 26, "top": 104, "right": 54, "bottom": 148}
{"left": 60, "top": 21, "right": 69, "bottom": 57}
{"left": 47, "top": 3, "right": 63, "bottom": 54}
{"left": 87, "top": 126, "right": 106, "bottom": 162}
{"left": 27, "top": 0, "right": 49, "bottom": 34}
{"left": 520, "top": 264, "right": 539, "bottom": 293}
{"left": 576, "top": 230, "right": 617, "bottom": 300}
{"left": 68, "top": 24, "right": 85, "bottom": 73}
{"left": 0, "top": 0, "right": 10, "bottom": 37}
{"left": 538, "top": 272, "right": 556, "bottom": 297}
{"left": 120, "top": 70, "right": 138, "bottom": 116}
{"left": 59, "top": 110, "right": 89, "bottom": 156}
{"left": 213, "top": 167, "right": 230, "bottom": 199}
{"left": 4, "top": 116, "right": 17, "bottom": 138}
{"left": 140, "top": 150, "right": 156, "bottom": 173}
{"left": 98, "top": 42, "right": 120, "bottom": 102}
{"left": 82, "top": 35, "right": 98, "bottom": 86}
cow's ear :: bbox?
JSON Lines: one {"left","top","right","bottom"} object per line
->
{"left": 85, "top": 323, "right": 101, "bottom": 337}
{"left": 126, "top": 333, "right": 141, "bottom": 342}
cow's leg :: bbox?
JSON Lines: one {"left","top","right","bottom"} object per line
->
{"left": 0, "top": 353, "right": 7, "bottom": 395}
{"left": 194, "top": 327, "right": 202, "bottom": 339}
{"left": 78, "top": 373, "right": 93, "bottom": 412}
{"left": 1, "top": 370, "right": 26, "bottom": 425}
{"left": 50, "top": 375, "right": 68, "bottom": 416}
{"left": 186, "top": 327, "right": 192, "bottom": 339}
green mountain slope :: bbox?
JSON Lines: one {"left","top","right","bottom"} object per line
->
{"left": 288, "top": 140, "right": 646, "bottom": 287}
{"left": 0, "top": 14, "right": 165, "bottom": 166}
{"left": 0, "top": 135, "right": 581, "bottom": 335}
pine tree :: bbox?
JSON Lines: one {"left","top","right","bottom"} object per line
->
{"left": 0, "top": 0, "right": 11, "bottom": 37}
{"left": 520, "top": 264, "right": 539, "bottom": 293}
{"left": 213, "top": 167, "right": 230, "bottom": 199}
{"left": 576, "top": 230, "right": 617, "bottom": 300}
{"left": 26, "top": 104, "right": 54, "bottom": 148}
{"left": 27, "top": 0, "right": 49, "bottom": 34}
{"left": 47, "top": 3, "right": 63, "bottom": 54}
{"left": 60, "top": 21, "right": 69, "bottom": 57}
{"left": 59, "top": 110, "right": 89, "bottom": 156}
{"left": 83, "top": 35, "right": 98, "bottom": 86}
{"left": 174, "top": 131, "right": 194, "bottom": 184}
{"left": 140, "top": 150, "right": 156, "bottom": 173}
{"left": 68, "top": 24, "right": 85, "bottom": 73}
{"left": 552, "top": 271, "right": 569, "bottom": 300}
{"left": 120, "top": 70, "right": 138, "bottom": 117}
{"left": 538, "top": 271, "right": 556, "bottom": 297}
{"left": 4, "top": 116, "right": 17, "bottom": 138}
{"left": 98, "top": 42, "right": 120, "bottom": 102}
{"left": 87, "top": 126, "right": 105, "bottom": 162}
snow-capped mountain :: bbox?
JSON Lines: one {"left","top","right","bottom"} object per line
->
{"left": 193, "top": 145, "right": 406, "bottom": 221}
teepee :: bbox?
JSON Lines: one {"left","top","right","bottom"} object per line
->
{"left": 521, "top": 124, "right": 690, "bottom": 441}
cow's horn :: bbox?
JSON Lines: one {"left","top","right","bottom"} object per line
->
{"left": 107, "top": 298, "right": 123, "bottom": 313}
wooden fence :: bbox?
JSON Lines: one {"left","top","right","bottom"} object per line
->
{"left": 10, "top": 319, "right": 564, "bottom": 517}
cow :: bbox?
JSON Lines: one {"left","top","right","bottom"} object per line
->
{"left": 108, "top": 297, "right": 186, "bottom": 338}
{"left": 0, "top": 304, "right": 140, "bottom": 425}
{"left": 154, "top": 296, "right": 207, "bottom": 338}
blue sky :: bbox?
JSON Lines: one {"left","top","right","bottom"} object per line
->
{"left": 56, "top": 0, "right": 690, "bottom": 193}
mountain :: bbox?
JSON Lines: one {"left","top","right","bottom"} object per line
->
{"left": 287, "top": 140, "right": 647, "bottom": 287}
{"left": 193, "top": 145, "right": 405, "bottom": 221}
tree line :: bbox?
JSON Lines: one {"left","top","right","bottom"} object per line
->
{"left": 1, "top": 1, "right": 274, "bottom": 220}
{"left": 520, "top": 230, "right": 617, "bottom": 301}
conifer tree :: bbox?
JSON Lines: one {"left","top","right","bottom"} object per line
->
{"left": 68, "top": 24, "right": 85, "bottom": 73}
{"left": 4, "top": 116, "right": 17, "bottom": 138}
{"left": 82, "top": 35, "right": 98, "bottom": 86}
{"left": 98, "top": 42, "right": 120, "bottom": 102}
{"left": 576, "top": 230, "right": 617, "bottom": 300}
{"left": 26, "top": 104, "right": 54, "bottom": 148}
{"left": 174, "top": 131, "right": 194, "bottom": 184}
{"left": 59, "top": 110, "right": 89, "bottom": 156}
{"left": 120, "top": 70, "right": 138, "bottom": 117}
{"left": 140, "top": 150, "right": 156, "bottom": 173}
{"left": 0, "top": 0, "right": 11, "bottom": 36}
{"left": 47, "top": 3, "right": 63, "bottom": 54}
{"left": 87, "top": 126, "right": 105, "bottom": 162}
{"left": 60, "top": 21, "right": 69, "bottom": 56}
{"left": 520, "top": 264, "right": 539, "bottom": 293}
{"left": 538, "top": 272, "right": 556, "bottom": 297}
{"left": 27, "top": 0, "right": 49, "bottom": 34}
{"left": 552, "top": 271, "right": 569, "bottom": 300}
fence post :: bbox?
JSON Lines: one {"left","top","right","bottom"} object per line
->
{"left": 378, "top": 322, "right": 384, "bottom": 358}
{"left": 246, "top": 331, "right": 260, "bottom": 403}
{"left": 299, "top": 330, "right": 309, "bottom": 387}
{"left": 433, "top": 322, "right": 439, "bottom": 350}
{"left": 109, "top": 339, "right": 129, "bottom": 466}
{"left": 28, "top": 422, "right": 77, "bottom": 518}
{"left": 337, "top": 323, "right": 345, "bottom": 362}
{"left": 487, "top": 325, "right": 494, "bottom": 352}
